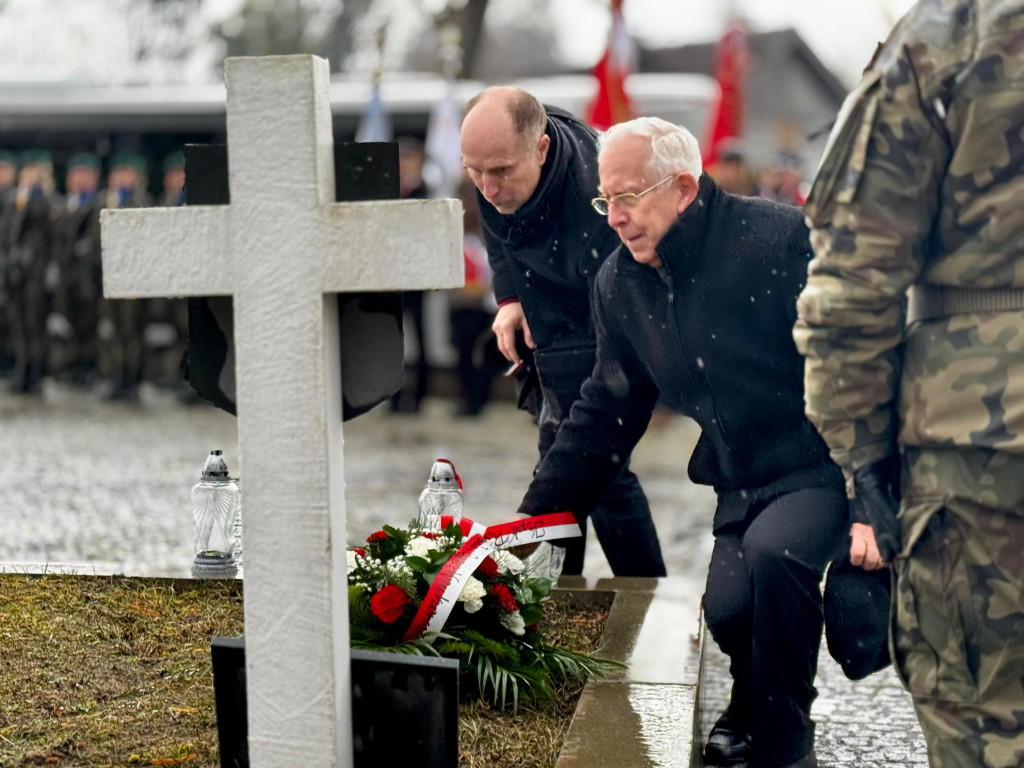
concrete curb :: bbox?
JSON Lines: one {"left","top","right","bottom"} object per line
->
{"left": 555, "top": 576, "right": 706, "bottom": 768}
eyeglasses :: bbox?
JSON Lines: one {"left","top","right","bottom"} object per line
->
{"left": 591, "top": 175, "right": 676, "bottom": 216}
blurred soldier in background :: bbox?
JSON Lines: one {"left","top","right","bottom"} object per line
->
{"left": 148, "top": 150, "right": 191, "bottom": 393}
{"left": 795, "top": 1, "right": 1024, "bottom": 765}
{"left": 157, "top": 150, "right": 185, "bottom": 207}
{"left": 759, "top": 151, "right": 807, "bottom": 206}
{"left": 707, "top": 142, "right": 758, "bottom": 196}
{"left": 101, "top": 151, "right": 153, "bottom": 401}
{"left": 0, "top": 150, "right": 19, "bottom": 375}
{"left": 52, "top": 152, "right": 104, "bottom": 385}
{"left": 4, "top": 149, "right": 61, "bottom": 394}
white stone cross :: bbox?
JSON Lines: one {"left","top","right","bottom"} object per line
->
{"left": 100, "top": 55, "right": 462, "bottom": 767}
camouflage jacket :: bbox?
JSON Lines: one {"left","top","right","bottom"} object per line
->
{"left": 794, "top": 0, "right": 1024, "bottom": 488}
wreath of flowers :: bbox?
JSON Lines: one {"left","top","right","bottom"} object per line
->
{"left": 347, "top": 521, "right": 617, "bottom": 710}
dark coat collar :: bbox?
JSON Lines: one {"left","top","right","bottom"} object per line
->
{"left": 654, "top": 173, "right": 719, "bottom": 280}
{"left": 514, "top": 115, "right": 568, "bottom": 223}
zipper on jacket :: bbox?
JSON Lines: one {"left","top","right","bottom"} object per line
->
{"left": 656, "top": 265, "right": 675, "bottom": 304}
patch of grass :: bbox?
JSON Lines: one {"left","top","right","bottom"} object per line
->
{"left": 0, "top": 577, "right": 612, "bottom": 768}
{"left": 0, "top": 575, "right": 243, "bottom": 767}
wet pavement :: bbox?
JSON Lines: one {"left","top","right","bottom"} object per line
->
{"left": 0, "top": 382, "right": 928, "bottom": 766}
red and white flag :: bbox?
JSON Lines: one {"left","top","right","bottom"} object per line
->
{"left": 702, "top": 22, "right": 749, "bottom": 167}
{"left": 585, "top": 0, "right": 635, "bottom": 131}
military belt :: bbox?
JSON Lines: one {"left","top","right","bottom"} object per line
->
{"left": 906, "top": 284, "right": 1024, "bottom": 323}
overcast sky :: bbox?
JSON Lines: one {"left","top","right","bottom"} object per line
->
{"left": 0, "top": 0, "right": 919, "bottom": 88}
{"left": 553, "top": 0, "right": 919, "bottom": 88}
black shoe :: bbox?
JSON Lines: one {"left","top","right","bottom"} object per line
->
{"left": 704, "top": 713, "right": 751, "bottom": 766}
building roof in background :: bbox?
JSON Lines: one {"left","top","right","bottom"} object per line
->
{"left": 641, "top": 28, "right": 848, "bottom": 103}
{"left": 639, "top": 28, "right": 849, "bottom": 169}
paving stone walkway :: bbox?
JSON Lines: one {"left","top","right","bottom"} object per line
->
{"left": 0, "top": 382, "right": 929, "bottom": 766}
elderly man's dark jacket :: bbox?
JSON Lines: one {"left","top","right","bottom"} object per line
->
{"left": 518, "top": 174, "right": 839, "bottom": 529}
{"left": 478, "top": 107, "right": 620, "bottom": 417}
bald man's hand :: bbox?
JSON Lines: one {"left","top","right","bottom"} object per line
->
{"left": 492, "top": 302, "right": 534, "bottom": 363}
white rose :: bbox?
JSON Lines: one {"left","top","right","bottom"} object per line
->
{"left": 346, "top": 550, "right": 358, "bottom": 573}
{"left": 458, "top": 576, "right": 486, "bottom": 604}
{"left": 499, "top": 609, "right": 526, "bottom": 636}
{"left": 405, "top": 536, "right": 436, "bottom": 559}
{"left": 493, "top": 550, "right": 525, "bottom": 575}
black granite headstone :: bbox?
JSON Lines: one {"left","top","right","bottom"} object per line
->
{"left": 210, "top": 638, "right": 460, "bottom": 767}
{"left": 351, "top": 649, "right": 460, "bottom": 767}
{"left": 181, "top": 141, "right": 405, "bottom": 421}
{"left": 211, "top": 637, "right": 248, "bottom": 768}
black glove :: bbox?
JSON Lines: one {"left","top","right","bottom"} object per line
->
{"left": 850, "top": 456, "right": 902, "bottom": 563}
{"left": 512, "top": 334, "right": 541, "bottom": 422}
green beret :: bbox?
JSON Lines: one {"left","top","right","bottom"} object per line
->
{"left": 0, "top": 150, "right": 17, "bottom": 168}
{"left": 67, "top": 153, "right": 101, "bottom": 172}
{"left": 109, "top": 151, "right": 147, "bottom": 173}
{"left": 20, "top": 148, "right": 52, "bottom": 166}
{"left": 161, "top": 150, "right": 185, "bottom": 173}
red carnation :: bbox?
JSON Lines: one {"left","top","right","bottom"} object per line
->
{"left": 490, "top": 584, "right": 518, "bottom": 612}
{"left": 370, "top": 585, "right": 412, "bottom": 624}
{"left": 367, "top": 531, "right": 388, "bottom": 543}
{"left": 354, "top": 548, "right": 366, "bottom": 557}
{"left": 475, "top": 557, "right": 499, "bottom": 579}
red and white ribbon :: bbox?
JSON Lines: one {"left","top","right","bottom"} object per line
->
{"left": 402, "top": 512, "right": 580, "bottom": 641}
{"left": 480, "top": 512, "right": 582, "bottom": 548}
{"left": 440, "top": 514, "right": 487, "bottom": 539}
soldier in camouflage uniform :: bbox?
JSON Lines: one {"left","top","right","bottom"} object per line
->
{"left": 149, "top": 151, "right": 191, "bottom": 391}
{"left": 101, "top": 151, "right": 153, "bottom": 401}
{"left": 0, "top": 150, "right": 18, "bottom": 374}
{"left": 794, "top": 1, "right": 1024, "bottom": 766}
{"left": 5, "top": 149, "right": 61, "bottom": 394}
{"left": 53, "top": 153, "right": 105, "bottom": 384}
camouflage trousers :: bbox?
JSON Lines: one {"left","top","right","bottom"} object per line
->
{"left": 892, "top": 448, "right": 1024, "bottom": 768}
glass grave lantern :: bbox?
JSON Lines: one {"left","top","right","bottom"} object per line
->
{"left": 191, "top": 450, "right": 241, "bottom": 577}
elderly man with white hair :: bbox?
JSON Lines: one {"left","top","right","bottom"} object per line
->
{"left": 515, "top": 117, "right": 852, "bottom": 768}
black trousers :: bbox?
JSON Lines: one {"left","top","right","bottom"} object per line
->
{"left": 538, "top": 411, "right": 666, "bottom": 578}
{"left": 7, "top": 268, "right": 48, "bottom": 393}
{"left": 391, "top": 291, "right": 429, "bottom": 412}
{"left": 450, "top": 306, "right": 502, "bottom": 415}
{"left": 703, "top": 483, "right": 848, "bottom": 767}
{"left": 108, "top": 297, "right": 146, "bottom": 392}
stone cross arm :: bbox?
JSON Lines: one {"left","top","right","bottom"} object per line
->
{"left": 100, "top": 198, "right": 463, "bottom": 298}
